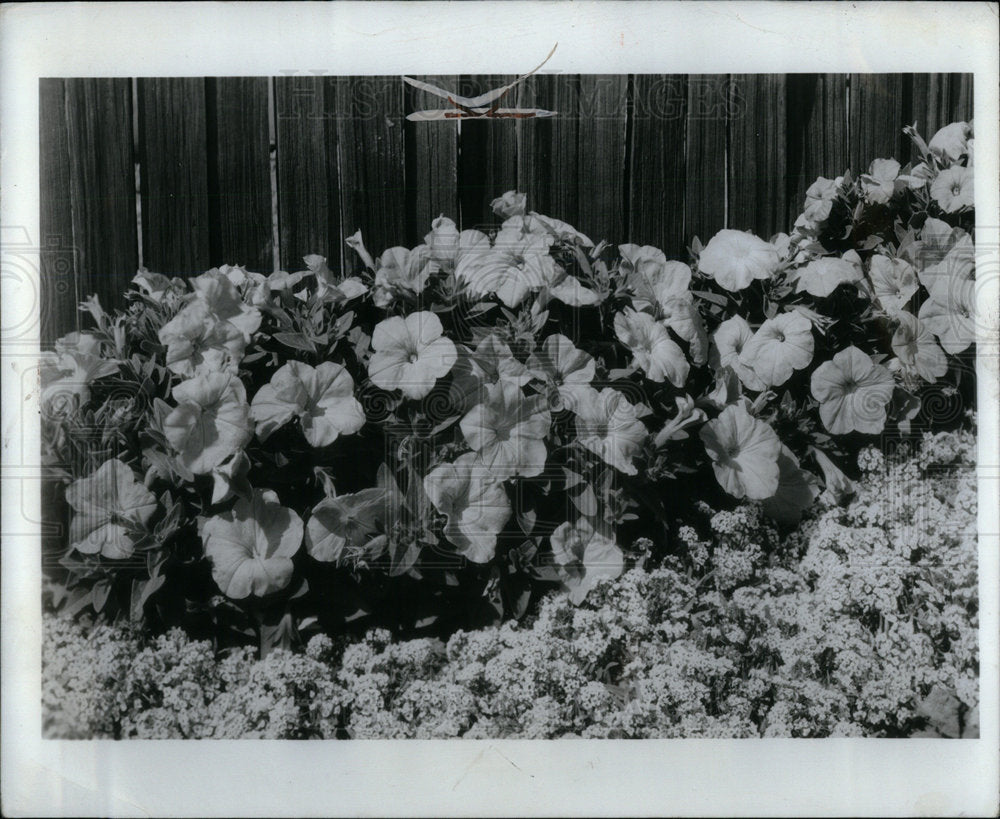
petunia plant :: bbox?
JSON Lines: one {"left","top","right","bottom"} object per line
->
{"left": 40, "top": 120, "right": 976, "bottom": 653}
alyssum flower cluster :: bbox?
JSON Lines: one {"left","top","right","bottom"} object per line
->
{"left": 40, "top": 121, "right": 975, "bottom": 648}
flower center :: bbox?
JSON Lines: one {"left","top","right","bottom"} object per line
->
{"left": 774, "top": 332, "right": 785, "bottom": 343}
{"left": 726, "top": 445, "right": 740, "bottom": 459}
{"left": 407, "top": 352, "right": 420, "bottom": 364}
{"left": 951, "top": 184, "right": 962, "bottom": 196}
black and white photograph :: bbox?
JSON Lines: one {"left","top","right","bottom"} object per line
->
{"left": 2, "top": 2, "right": 998, "bottom": 816}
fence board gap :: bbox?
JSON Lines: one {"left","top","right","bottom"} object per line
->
{"left": 66, "top": 78, "right": 138, "bottom": 314}
{"left": 628, "top": 75, "right": 687, "bottom": 255}
{"left": 273, "top": 76, "right": 340, "bottom": 274}
{"left": 404, "top": 75, "right": 459, "bottom": 245}
{"left": 335, "top": 76, "right": 407, "bottom": 266}
{"left": 39, "top": 79, "right": 79, "bottom": 342}
{"left": 685, "top": 74, "right": 728, "bottom": 244}
{"left": 137, "top": 78, "right": 210, "bottom": 274}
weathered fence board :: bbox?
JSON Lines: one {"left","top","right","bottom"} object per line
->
{"left": 849, "top": 73, "right": 909, "bottom": 177}
{"left": 39, "top": 73, "right": 976, "bottom": 341}
{"left": 785, "top": 73, "right": 849, "bottom": 229}
{"left": 404, "top": 75, "right": 459, "bottom": 244}
{"left": 727, "top": 74, "right": 788, "bottom": 238}
{"left": 39, "top": 79, "right": 79, "bottom": 341}
{"left": 628, "top": 74, "right": 688, "bottom": 256}
{"left": 458, "top": 75, "right": 519, "bottom": 230}
{"left": 138, "top": 78, "right": 210, "bottom": 274}
{"left": 335, "top": 76, "right": 407, "bottom": 265}
{"left": 207, "top": 77, "right": 273, "bottom": 272}
{"left": 274, "top": 77, "right": 341, "bottom": 273}
{"left": 685, "top": 74, "right": 728, "bottom": 243}
{"left": 66, "top": 78, "right": 138, "bottom": 315}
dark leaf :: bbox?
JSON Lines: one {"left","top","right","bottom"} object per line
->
{"left": 274, "top": 332, "right": 318, "bottom": 354}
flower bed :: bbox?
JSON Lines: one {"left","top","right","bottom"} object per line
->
{"left": 43, "top": 427, "right": 978, "bottom": 739}
{"left": 39, "top": 119, "right": 978, "bottom": 737}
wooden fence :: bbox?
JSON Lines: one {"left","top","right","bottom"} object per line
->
{"left": 39, "top": 73, "right": 973, "bottom": 341}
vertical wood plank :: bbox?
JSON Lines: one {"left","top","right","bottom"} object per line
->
{"left": 516, "top": 74, "right": 577, "bottom": 227}
{"left": 727, "top": 74, "right": 787, "bottom": 238}
{"left": 65, "top": 79, "right": 138, "bottom": 314}
{"left": 576, "top": 75, "right": 628, "bottom": 246}
{"left": 335, "top": 76, "right": 407, "bottom": 264}
{"left": 458, "top": 74, "right": 519, "bottom": 230}
{"left": 628, "top": 75, "right": 687, "bottom": 255}
{"left": 207, "top": 77, "right": 273, "bottom": 272}
{"left": 685, "top": 74, "right": 728, "bottom": 243}
{"left": 848, "top": 74, "right": 908, "bottom": 176}
{"left": 404, "top": 75, "right": 459, "bottom": 245}
{"left": 137, "top": 78, "right": 210, "bottom": 274}
{"left": 952, "top": 73, "right": 973, "bottom": 123}
{"left": 39, "top": 79, "right": 79, "bottom": 342}
{"left": 273, "top": 76, "right": 339, "bottom": 273}
{"left": 785, "top": 74, "right": 848, "bottom": 228}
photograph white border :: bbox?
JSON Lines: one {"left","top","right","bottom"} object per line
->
{"left": 2, "top": 2, "right": 998, "bottom": 816}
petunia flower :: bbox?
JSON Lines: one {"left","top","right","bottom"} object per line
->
{"left": 868, "top": 254, "right": 919, "bottom": 314}
{"left": 132, "top": 270, "right": 186, "bottom": 304}
{"left": 210, "top": 450, "right": 251, "bottom": 506}
{"left": 618, "top": 244, "right": 692, "bottom": 311}
{"left": 423, "top": 216, "right": 490, "bottom": 275}
{"left": 860, "top": 158, "right": 905, "bottom": 205}
{"left": 372, "top": 245, "right": 433, "bottom": 307}
{"left": 545, "top": 266, "right": 603, "bottom": 307}
{"left": 202, "top": 489, "right": 302, "bottom": 599}
{"left": 916, "top": 233, "right": 974, "bottom": 298}
{"left": 306, "top": 486, "right": 391, "bottom": 564}
{"left": 549, "top": 518, "right": 624, "bottom": 605}
{"left": 739, "top": 311, "right": 814, "bottom": 387}
{"left": 511, "top": 212, "right": 595, "bottom": 248}
{"left": 930, "top": 166, "right": 974, "bottom": 213}
{"left": 40, "top": 332, "right": 119, "bottom": 413}
{"left": 697, "top": 229, "right": 780, "bottom": 292}
{"left": 793, "top": 250, "right": 863, "bottom": 298}
{"left": 613, "top": 308, "right": 689, "bottom": 387}
{"left": 700, "top": 402, "right": 781, "bottom": 500}
{"left": 189, "top": 269, "right": 262, "bottom": 342}
{"left": 368, "top": 311, "right": 457, "bottom": 400}
{"left": 456, "top": 228, "right": 556, "bottom": 308}
{"left": 810, "top": 346, "right": 895, "bottom": 435}
{"left": 526, "top": 333, "right": 596, "bottom": 409}
{"left": 250, "top": 360, "right": 365, "bottom": 447}
{"left": 761, "top": 445, "right": 820, "bottom": 525}
{"left": 918, "top": 276, "right": 976, "bottom": 355}
{"left": 345, "top": 230, "right": 376, "bottom": 271}
{"left": 911, "top": 217, "right": 969, "bottom": 272}
{"left": 710, "top": 315, "right": 766, "bottom": 392}
{"left": 460, "top": 380, "right": 551, "bottom": 478}
{"left": 157, "top": 299, "right": 247, "bottom": 377}
{"left": 891, "top": 311, "right": 947, "bottom": 383}
{"left": 163, "top": 372, "right": 252, "bottom": 474}
{"left": 573, "top": 386, "right": 648, "bottom": 475}
{"left": 423, "top": 453, "right": 512, "bottom": 563}
{"left": 66, "top": 458, "right": 157, "bottom": 559}
{"left": 491, "top": 191, "right": 528, "bottom": 219}
{"left": 469, "top": 334, "right": 531, "bottom": 388}
{"left": 802, "top": 176, "right": 842, "bottom": 223}
{"left": 928, "top": 121, "right": 972, "bottom": 162}
{"left": 301, "top": 254, "right": 368, "bottom": 303}
{"left": 659, "top": 291, "right": 709, "bottom": 365}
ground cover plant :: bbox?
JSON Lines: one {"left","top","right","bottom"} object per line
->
{"left": 40, "top": 120, "right": 978, "bottom": 736}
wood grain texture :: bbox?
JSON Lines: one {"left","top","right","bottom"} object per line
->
{"left": 274, "top": 76, "right": 339, "bottom": 273}
{"left": 785, "top": 74, "right": 848, "bottom": 228}
{"left": 39, "top": 79, "right": 79, "bottom": 342}
{"left": 685, "top": 74, "right": 728, "bottom": 243}
{"left": 628, "top": 75, "right": 688, "bottom": 255}
{"left": 727, "top": 74, "right": 787, "bottom": 238}
{"left": 138, "top": 78, "right": 210, "bottom": 274}
{"left": 335, "top": 76, "right": 407, "bottom": 265}
{"left": 65, "top": 79, "right": 138, "bottom": 313}
{"left": 848, "top": 74, "right": 908, "bottom": 177}
{"left": 458, "top": 75, "right": 519, "bottom": 230}
{"left": 208, "top": 77, "right": 273, "bottom": 272}
{"left": 404, "top": 75, "right": 459, "bottom": 245}
{"left": 576, "top": 75, "right": 628, "bottom": 245}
